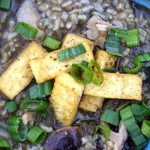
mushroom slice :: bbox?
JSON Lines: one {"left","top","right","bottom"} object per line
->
{"left": 44, "top": 127, "right": 81, "bottom": 150}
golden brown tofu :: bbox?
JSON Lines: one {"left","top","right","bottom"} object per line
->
{"left": 0, "top": 41, "right": 46, "bottom": 99}
{"left": 50, "top": 72, "right": 84, "bottom": 126}
{"left": 61, "top": 33, "right": 94, "bottom": 50}
{"left": 95, "top": 49, "right": 117, "bottom": 69}
{"left": 84, "top": 73, "right": 142, "bottom": 100}
{"left": 79, "top": 95, "right": 104, "bottom": 112}
{"left": 30, "top": 41, "right": 94, "bottom": 83}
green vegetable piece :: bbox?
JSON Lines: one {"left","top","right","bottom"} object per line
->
{"left": 124, "top": 117, "right": 136, "bottom": 129}
{"left": 132, "top": 134, "right": 147, "bottom": 146}
{"left": 57, "top": 44, "right": 86, "bottom": 61}
{"left": 136, "top": 53, "right": 150, "bottom": 62}
{"left": 81, "top": 60, "right": 89, "bottom": 66}
{"left": 128, "top": 123, "right": 141, "bottom": 138}
{"left": 104, "top": 67, "right": 116, "bottom": 72}
{"left": 0, "top": 140, "right": 12, "bottom": 150}
{"left": 141, "top": 120, "right": 150, "bottom": 138}
{"left": 40, "top": 111, "right": 48, "bottom": 119}
{"left": 6, "top": 101, "right": 17, "bottom": 113}
{"left": 27, "top": 126, "right": 47, "bottom": 145}
{"left": 42, "top": 36, "right": 61, "bottom": 50}
{"left": 16, "top": 22, "right": 38, "bottom": 39}
{"left": 94, "top": 125, "right": 110, "bottom": 143}
{"left": 108, "top": 28, "right": 127, "bottom": 37}
{"left": 8, "top": 116, "right": 21, "bottom": 125}
{"left": 0, "top": 0, "right": 12, "bottom": 11}
{"left": 101, "top": 109, "right": 119, "bottom": 126}
{"left": 29, "top": 80, "right": 53, "bottom": 99}
{"left": 120, "top": 106, "right": 133, "bottom": 120}
{"left": 125, "top": 29, "right": 140, "bottom": 47}
{"left": 71, "top": 64, "right": 93, "bottom": 84}
{"left": 20, "top": 99, "right": 49, "bottom": 112}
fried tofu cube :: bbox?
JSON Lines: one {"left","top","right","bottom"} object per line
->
{"left": 61, "top": 33, "right": 94, "bottom": 50}
{"left": 50, "top": 72, "right": 84, "bottom": 126}
{"left": 95, "top": 49, "right": 117, "bottom": 69}
{"left": 30, "top": 41, "right": 94, "bottom": 83}
{"left": 84, "top": 73, "right": 142, "bottom": 100}
{"left": 79, "top": 95, "right": 104, "bottom": 112}
{"left": 0, "top": 41, "right": 46, "bottom": 99}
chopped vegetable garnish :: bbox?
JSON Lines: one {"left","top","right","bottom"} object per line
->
{"left": 6, "top": 101, "right": 17, "bottom": 113}
{"left": 71, "top": 64, "right": 93, "bottom": 84}
{"left": 108, "top": 28, "right": 127, "bottom": 37}
{"left": 29, "top": 80, "right": 53, "bottom": 99}
{"left": 121, "top": 59, "right": 142, "bottom": 74}
{"left": 42, "top": 36, "right": 61, "bottom": 50}
{"left": 101, "top": 109, "right": 119, "bottom": 126}
{"left": 0, "top": 0, "right": 12, "bottom": 11}
{"left": 20, "top": 99, "right": 49, "bottom": 112}
{"left": 27, "top": 126, "right": 47, "bottom": 145}
{"left": 40, "top": 111, "right": 48, "bottom": 119}
{"left": 81, "top": 60, "right": 89, "bottom": 66}
{"left": 141, "top": 120, "right": 150, "bottom": 138}
{"left": 103, "top": 67, "right": 116, "bottom": 72}
{"left": 135, "top": 53, "right": 150, "bottom": 62}
{"left": 16, "top": 22, "right": 38, "bottom": 39}
{"left": 0, "top": 140, "right": 12, "bottom": 150}
{"left": 88, "top": 60, "right": 104, "bottom": 85}
{"left": 94, "top": 125, "right": 110, "bottom": 143}
{"left": 125, "top": 29, "right": 140, "bottom": 47}
{"left": 120, "top": 106, "right": 133, "bottom": 120}
{"left": 57, "top": 44, "right": 86, "bottom": 61}
{"left": 132, "top": 134, "right": 147, "bottom": 147}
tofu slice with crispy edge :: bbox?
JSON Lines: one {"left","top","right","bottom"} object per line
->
{"left": 84, "top": 73, "right": 142, "bottom": 100}
{"left": 61, "top": 33, "right": 94, "bottom": 50}
{"left": 0, "top": 41, "right": 46, "bottom": 99}
{"left": 30, "top": 41, "right": 94, "bottom": 83}
{"left": 50, "top": 72, "right": 84, "bottom": 126}
{"left": 79, "top": 50, "right": 117, "bottom": 112}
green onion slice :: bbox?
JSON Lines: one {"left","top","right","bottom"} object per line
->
{"left": 20, "top": 99, "right": 49, "bottom": 112}
{"left": 88, "top": 60, "right": 104, "bottom": 85}
{"left": 0, "top": 140, "right": 12, "bottom": 150}
{"left": 57, "top": 44, "right": 86, "bottom": 61}
{"left": 40, "top": 111, "right": 48, "bottom": 119}
{"left": 81, "top": 60, "right": 89, "bottom": 66}
{"left": 27, "top": 126, "right": 47, "bottom": 145}
{"left": 0, "top": 0, "right": 12, "bottom": 11}
{"left": 29, "top": 80, "right": 53, "bottom": 99}
{"left": 16, "top": 22, "right": 38, "bottom": 39}
{"left": 136, "top": 53, "right": 150, "bottom": 62}
{"left": 108, "top": 28, "right": 127, "bottom": 37}
{"left": 8, "top": 116, "right": 21, "bottom": 125}
{"left": 71, "top": 64, "right": 93, "bottom": 84}
{"left": 104, "top": 67, "right": 116, "bottom": 72}
{"left": 120, "top": 106, "right": 133, "bottom": 120}
{"left": 42, "top": 36, "right": 61, "bottom": 50}
{"left": 121, "top": 59, "right": 142, "bottom": 74}
{"left": 141, "top": 120, "right": 150, "bottom": 138}
{"left": 6, "top": 101, "right": 17, "bottom": 113}
{"left": 101, "top": 109, "right": 119, "bottom": 126}
{"left": 94, "top": 125, "right": 110, "bottom": 143}
{"left": 132, "top": 134, "right": 147, "bottom": 147}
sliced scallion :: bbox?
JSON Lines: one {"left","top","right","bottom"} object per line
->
{"left": 141, "top": 120, "right": 150, "bottom": 138}
{"left": 20, "top": 99, "right": 49, "bottom": 112}
{"left": 0, "top": 0, "right": 12, "bottom": 11}
{"left": 6, "top": 101, "right": 17, "bottom": 113}
{"left": 27, "top": 126, "right": 47, "bottom": 145}
{"left": 136, "top": 53, "right": 150, "bottom": 62}
{"left": 16, "top": 22, "right": 38, "bottom": 39}
{"left": 132, "top": 134, "right": 147, "bottom": 147}
{"left": 108, "top": 28, "right": 127, "bottom": 37}
{"left": 81, "top": 60, "right": 89, "bottom": 67}
{"left": 42, "top": 36, "right": 61, "bottom": 50}
{"left": 71, "top": 64, "right": 93, "bottom": 84}
{"left": 120, "top": 106, "right": 133, "bottom": 120}
{"left": 0, "top": 140, "right": 12, "bottom": 150}
{"left": 101, "top": 109, "right": 119, "bottom": 126}
{"left": 104, "top": 67, "right": 116, "bottom": 72}
{"left": 57, "top": 44, "right": 86, "bottom": 61}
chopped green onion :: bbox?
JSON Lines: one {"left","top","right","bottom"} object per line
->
{"left": 29, "top": 80, "right": 53, "bottom": 99}
{"left": 104, "top": 67, "right": 116, "bottom": 72}
{"left": 16, "top": 22, "right": 38, "bottom": 39}
{"left": 88, "top": 60, "right": 104, "bottom": 85}
{"left": 20, "top": 99, "right": 49, "bottom": 112}
{"left": 0, "top": 140, "right": 12, "bottom": 150}
{"left": 94, "top": 125, "right": 110, "bottom": 143}
{"left": 57, "top": 44, "right": 86, "bottom": 61}
{"left": 132, "top": 134, "right": 147, "bottom": 147}
{"left": 81, "top": 60, "right": 89, "bottom": 66}
{"left": 71, "top": 64, "right": 93, "bottom": 84}
{"left": 27, "top": 126, "right": 47, "bottom": 145}
{"left": 124, "top": 117, "right": 136, "bottom": 129}
{"left": 120, "top": 106, "right": 133, "bottom": 120}
{"left": 40, "top": 111, "right": 48, "bottom": 119}
{"left": 135, "top": 142, "right": 148, "bottom": 150}
{"left": 141, "top": 120, "right": 150, "bottom": 138}
{"left": 8, "top": 116, "right": 21, "bottom": 125}
{"left": 121, "top": 59, "right": 142, "bottom": 74}
{"left": 101, "top": 109, "right": 119, "bottom": 126}
{"left": 6, "top": 101, "right": 17, "bottom": 113}
{"left": 42, "top": 36, "right": 61, "bottom": 50}
{"left": 108, "top": 28, "right": 127, "bottom": 37}
{"left": 0, "top": 0, "right": 12, "bottom": 11}
{"left": 136, "top": 53, "right": 150, "bottom": 62}
{"left": 125, "top": 29, "right": 140, "bottom": 47}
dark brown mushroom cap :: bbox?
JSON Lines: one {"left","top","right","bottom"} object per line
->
{"left": 44, "top": 126, "right": 81, "bottom": 150}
